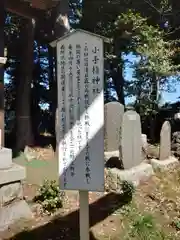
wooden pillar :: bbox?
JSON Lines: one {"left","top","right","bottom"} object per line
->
{"left": 15, "top": 19, "right": 34, "bottom": 151}
{"left": 0, "top": 1, "right": 5, "bottom": 146}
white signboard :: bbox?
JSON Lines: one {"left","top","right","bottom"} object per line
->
{"left": 56, "top": 30, "right": 104, "bottom": 191}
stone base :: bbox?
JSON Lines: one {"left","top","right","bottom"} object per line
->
{"left": 0, "top": 200, "right": 33, "bottom": 232}
{"left": 0, "top": 181, "right": 23, "bottom": 207}
{"left": 0, "top": 163, "right": 26, "bottom": 185}
{"left": 104, "top": 151, "right": 119, "bottom": 163}
{"left": 150, "top": 156, "right": 179, "bottom": 171}
{"left": 0, "top": 148, "right": 12, "bottom": 170}
{"left": 106, "top": 163, "right": 154, "bottom": 188}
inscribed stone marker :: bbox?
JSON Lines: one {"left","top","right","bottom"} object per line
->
{"left": 121, "top": 110, "right": 142, "bottom": 169}
{"left": 104, "top": 102, "right": 124, "bottom": 152}
{"left": 142, "top": 134, "right": 148, "bottom": 151}
{"left": 56, "top": 29, "right": 104, "bottom": 191}
{"left": 160, "top": 121, "right": 171, "bottom": 160}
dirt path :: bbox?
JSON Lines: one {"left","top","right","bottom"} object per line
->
{"left": 4, "top": 159, "right": 180, "bottom": 240}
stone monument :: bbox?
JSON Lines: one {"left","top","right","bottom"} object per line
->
{"left": 0, "top": 129, "right": 32, "bottom": 231}
{"left": 160, "top": 121, "right": 171, "bottom": 160}
{"left": 151, "top": 121, "right": 179, "bottom": 170}
{"left": 121, "top": 110, "right": 142, "bottom": 169}
{"left": 104, "top": 102, "right": 124, "bottom": 162}
{"left": 106, "top": 110, "right": 154, "bottom": 187}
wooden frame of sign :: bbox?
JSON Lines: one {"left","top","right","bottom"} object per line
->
{"left": 50, "top": 29, "right": 108, "bottom": 240}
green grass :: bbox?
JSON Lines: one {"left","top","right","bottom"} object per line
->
{"left": 114, "top": 202, "right": 173, "bottom": 240}
{"left": 97, "top": 204, "right": 173, "bottom": 240}
{"left": 125, "top": 214, "right": 168, "bottom": 240}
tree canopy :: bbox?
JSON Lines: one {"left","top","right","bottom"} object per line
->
{"left": 3, "top": 0, "right": 180, "bottom": 149}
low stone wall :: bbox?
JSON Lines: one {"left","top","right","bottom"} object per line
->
{"left": 0, "top": 163, "right": 33, "bottom": 232}
{"left": 172, "top": 132, "right": 180, "bottom": 158}
{"left": 105, "top": 163, "right": 154, "bottom": 189}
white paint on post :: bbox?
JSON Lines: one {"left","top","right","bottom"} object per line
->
{"left": 104, "top": 102, "right": 124, "bottom": 152}
{"left": 80, "top": 191, "right": 89, "bottom": 240}
{"left": 56, "top": 29, "right": 104, "bottom": 191}
{"left": 55, "top": 108, "right": 60, "bottom": 157}
{"left": 122, "top": 110, "right": 142, "bottom": 169}
{"left": 55, "top": 29, "right": 105, "bottom": 240}
{"left": 160, "top": 121, "right": 171, "bottom": 160}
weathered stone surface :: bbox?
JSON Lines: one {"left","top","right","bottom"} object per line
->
{"left": 146, "top": 144, "right": 159, "bottom": 159}
{"left": 0, "top": 200, "right": 33, "bottom": 232}
{"left": 174, "top": 138, "right": 180, "bottom": 144}
{"left": 0, "top": 148, "right": 12, "bottom": 170}
{"left": 104, "top": 168, "right": 118, "bottom": 192}
{"left": 174, "top": 113, "right": 180, "bottom": 120}
{"left": 107, "top": 163, "right": 154, "bottom": 187}
{"left": 160, "top": 121, "right": 171, "bottom": 160}
{"left": 104, "top": 102, "right": 124, "bottom": 152}
{"left": 151, "top": 156, "right": 179, "bottom": 171}
{"left": 0, "top": 163, "right": 26, "bottom": 185}
{"left": 172, "top": 131, "right": 180, "bottom": 139}
{"left": 104, "top": 151, "right": 119, "bottom": 163}
{"left": 121, "top": 110, "right": 142, "bottom": 169}
{"left": 142, "top": 134, "right": 148, "bottom": 151}
{"left": 24, "top": 146, "right": 36, "bottom": 161}
{"left": 0, "top": 182, "right": 23, "bottom": 206}
{"left": 142, "top": 134, "right": 148, "bottom": 160}
{"left": 172, "top": 132, "right": 180, "bottom": 157}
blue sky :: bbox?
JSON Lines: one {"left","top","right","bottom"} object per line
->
{"left": 4, "top": 53, "right": 180, "bottom": 106}
{"left": 124, "top": 53, "right": 180, "bottom": 105}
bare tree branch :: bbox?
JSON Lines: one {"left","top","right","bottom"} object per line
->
{"left": 143, "top": 0, "right": 161, "bottom": 13}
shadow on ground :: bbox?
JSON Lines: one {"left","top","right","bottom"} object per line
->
{"left": 10, "top": 191, "right": 132, "bottom": 240}
{"left": 105, "top": 157, "right": 124, "bottom": 169}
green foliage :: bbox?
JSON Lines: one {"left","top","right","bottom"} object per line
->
{"left": 116, "top": 10, "right": 180, "bottom": 76}
{"left": 4, "top": 1, "right": 180, "bottom": 146}
{"left": 171, "top": 218, "right": 180, "bottom": 230}
{"left": 121, "top": 180, "right": 135, "bottom": 199}
{"left": 34, "top": 180, "right": 64, "bottom": 214}
{"left": 115, "top": 10, "right": 180, "bottom": 111}
{"left": 119, "top": 203, "right": 137, "bottom": 217}
{"left": 124, "top": 213, "right": 170, "bottom": 240}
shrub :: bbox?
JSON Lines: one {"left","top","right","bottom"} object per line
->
{"left": 34, "top": 179, "right": 64, "bottom": 214}
{"left": 121, "top": 181, "right": 135, "bottom": 199}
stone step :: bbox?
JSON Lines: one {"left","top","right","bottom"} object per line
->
{"left": 0, "top": 181, "right": 23, "bottom": 207}
{"left": 0, "top": 163, "right": 26, "bottom": 185}
{"left": 0, "top": 148, "right": 12, "bottom": 170}
{"left": 106, "top": 163, "right": 154, "bottom": 187}
{"left": 0, "top": 200, "right": 33, "bottom": 232}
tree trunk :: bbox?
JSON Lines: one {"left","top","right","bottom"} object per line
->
{"left": 0, "top": 1, "right": 5, "bottom": 146}
{"left": 51, "top": 0, "right": 70, "bottom": 155}
{"left": 15, "top": 19, "right": 34, "bottom": 151}
{"left": 112, "top": 61, "right": 125, "bottom": 105}
{"left": 150, "top": 74, "right": 159, "bottom": 103}
{"left": 149, "top": 74, "right": 159, "bottom": 143}
{"left": 48, "top": 45, "right": 56, "bottom": 136}
{"left": 31, "top": 43, "right": 41, "bottom": 141}
{"left": 80, "top": 0, "right": 98, "bottom": 32}
{"left": 52, "top": 0, "right": 70, "bottom": 39}
{"left": 111, "top": 41, "right": 125, "bottom": 105}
